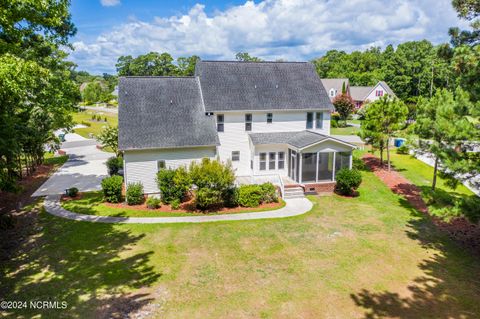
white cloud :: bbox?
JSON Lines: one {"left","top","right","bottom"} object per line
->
{"left": 71, "top": 0, "right": 466, "bottom": 73}
{"left": 100, "top": 0, "right": 120, "bottom": 7}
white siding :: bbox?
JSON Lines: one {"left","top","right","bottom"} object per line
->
{"left": 217, "top": 110, "right": 330, "bottom": 176}
{"left": 365, "top": 83, "right": 388, "bottom": 102}
{"left": 124, "top": 146, "right": 216, "bottom": 194}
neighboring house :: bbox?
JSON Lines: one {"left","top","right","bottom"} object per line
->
{"left": 350, "top": 81, "right": 396, "bottom": 108}
{"left": 320, "top": 78, "right": 350, "bottom": 101}
{"left": 119, "top": 61, "right": 356, "bottom": 195}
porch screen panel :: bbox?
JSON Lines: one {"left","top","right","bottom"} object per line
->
{"left": 301, "top": 153, "right": 317, "bottom": 183}
{"left": 317, "top": 152, "right": 334, "bottom": 181}
{"left": 335, "top": 152, "right": 351, "bottom": 172}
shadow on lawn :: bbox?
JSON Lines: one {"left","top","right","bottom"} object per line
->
{"left": 0, "top": 204, "right": 161, "bottom": 318}
{"left": 351, "top": 197, "right": 480, "bottom": 318}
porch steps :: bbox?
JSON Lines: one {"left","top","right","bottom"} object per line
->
{"left": 283, "top": 186, "right": 305, "bottom": 199}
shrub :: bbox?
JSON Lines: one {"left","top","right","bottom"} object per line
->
{"left": 101, "top": 175, "right": 123, "bottom": 203}
{"left": 396, "top": 144, "right": 409, "bottom": 154}
{"left": 106, "top": 156, "right": 123, "bottom": 176}
{"left": 238, "top": 184, "right": 263, "bottom": 207}
{"left": 335, "top": 169, "right": 362, "bottom": 196}
{"left": 223, "top": 187, "right": 239, "bottom": 207}
{"left": 260, "top": 183, "right": 278, "bottom": 203}
{"left": 189, "top": 158, "right": 235, "bottom": 192}
{"left": 126, "top": 182, "right": 144, "bottom": 205}
{"left": 156, "top": 167, "right": 192, "bottom": 204}
{"left": 171, "top": 198, "right": 181, "bottom": 210}
{"left": 196, "top": 188, "right": 222, "bottom": 210}
{"left": 67, "top": 187, "right": 79, "bottom": 197}
{"left": 146, "top": 196, "right": 161, "bottom": 209}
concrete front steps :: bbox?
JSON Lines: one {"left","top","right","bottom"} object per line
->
{"left": 283, "top": 186, "right": 305, "bottom": 199}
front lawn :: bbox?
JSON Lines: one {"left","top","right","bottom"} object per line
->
{"left": 71, "top": 110, "right": 118, "bottom": 138}
{"left": 2, "top": 164, "right": 480, "bottom": 318}
{"left": 331, "top": 124, "right": 360, "bottom": 135}
{"left": 61, "top": 191, "right": 286, "bottom": 218}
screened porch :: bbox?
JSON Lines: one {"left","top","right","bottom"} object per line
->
{"left": 287, "top": 149, "right": 352, "bottom": 184}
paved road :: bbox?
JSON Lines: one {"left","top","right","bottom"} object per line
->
{"left": 44, "top": 195, "right": 313, "bottom": 224}
{"left": 33, "top": 133, "right": 111, "bottom": 196}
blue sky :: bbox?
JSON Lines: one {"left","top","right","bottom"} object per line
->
{"left": 69, "top": 0, "right": 467, "bottom": 74}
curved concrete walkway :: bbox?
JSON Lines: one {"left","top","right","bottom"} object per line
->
{"left": 44, "top": 194, "right": 313, "bottom": 224}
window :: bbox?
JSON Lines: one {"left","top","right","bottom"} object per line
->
{"left": 306, "top": 112, "right": 313, "bottom": 129}
{"left": 245, "top": 113, "right": 252, "bottom": 131}
{"left": 217, "top": 114, "right": 224, "bottom": 132}
{"left": 157, "top": 160, "right": 166, "bottom": 171}
{"left": 278, "top": 152, "right": 285, "bottom": 169}
{"left": 315, "top": 112, "right": 323, "bottom": 129}
{"left": 269, "top": 152, "right": 276, "bottom": 170}
{"left": 329, "top": 89, "right": 336, "bottom": 97}
{"left": 259, "top": 153, "right": 266, "bottom": 170}
{"left": 375, "top": 90, "right": 383, "bottom": 97}
{"left": 232, "top": 151, "right": 240, "bottom": 161}
{"left": 267, "top": 113, "right": 273, "bottom": 124}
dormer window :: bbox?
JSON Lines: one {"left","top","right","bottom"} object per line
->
{"left": 245, "top": 113, "right": 252, "bottom": 131}
{"left": 217, "top": 114, "right": 224, "bottom": 132}
{"left": 267, "top": 113, "right": 273, "bottom": 124}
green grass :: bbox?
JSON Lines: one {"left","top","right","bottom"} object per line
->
{"left": 331, "top": 125, "right": 360, "bottom": 135}
{"left": 61, "top": 191, "right": 286, "bottom": 218}
{"left": 387, "top": 152, "right": 473, "bottom": 196}
{"left": 71, "top": 110, "right": 118, "bottom": 139}
{"left": 2, "top": 165, "right": 480, "bottom": 318}
{"left": 43, "top": 153, "right": 68, "bottom": 166}
{"left": 370, "top": 149, "right": 478, "bottom": 222}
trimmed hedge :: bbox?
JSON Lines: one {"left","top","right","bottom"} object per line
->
{"left": 156, "top": 167, "right": 192, "bottom": 204}
{"left": 238, "top": 184, "right": 263, "bottom": 207}
{"left": 67, "top": 187, "right": 79, "bottom": 197}
{"left": 146, "top": 196, "right": 161, "bottom": 209}
{"left": 101, "top": 175, "right": 123, "bottom": 203}
{"left": 196, "top": 188, "right": 222, "bottom": 210}
{"left": 126, "top": 182, "right": 144, "bottom": 205}
{"left": 106, "top": 156, "right": 123, "bottom": 176}
{"left": 260, "top": 183, "right": 278, "bottom": 203}
{"left": 335, "top": 168, "right": 362, "bottom": 196}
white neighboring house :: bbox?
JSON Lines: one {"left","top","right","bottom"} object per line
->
{"left": 119, "top": 61, "right": 356, "bottom": 195}
{"left": 320, "top": 78, "right": 350, "bottom": 102}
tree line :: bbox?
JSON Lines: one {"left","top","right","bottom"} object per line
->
{"left": 0, "top": 1, "right": 80, "bottom": 192}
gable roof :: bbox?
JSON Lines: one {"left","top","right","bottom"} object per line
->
{"left": 320, "top": 78, "right": 349, "bottom": 99}
{"left": 350, "top": 81, "right": 396, "bottom": 101}
{"left": 195, "top": 61, "right": 334, "bottom": 112}
{"left": 118, "top": 77, "right": 219, "bottom": 151}
{"left": 349, "top": 86, "right": 373, "bottom": 101}
{"left": 249, "top": 130, "right": 356, "bottom": 149}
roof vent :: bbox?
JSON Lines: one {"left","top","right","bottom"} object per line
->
{"left": 275, "top": 84, "right": 278, "bottom": 89}
{"left": 170, "top": 99, "right": 173, "bottom": 104}
{"left": 254, "top": 85, "right": 257, "bottom": 89}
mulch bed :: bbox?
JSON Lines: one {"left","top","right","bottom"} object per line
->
{"left": 104, "top": 197, "right": 283, "bottom": 215}
{"left": 362, "top": 154, "right": 480, "bottom": 253}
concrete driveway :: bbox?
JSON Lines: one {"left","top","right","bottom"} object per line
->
{"left": 33, "top": 133, "right": 112, "bottom": 196}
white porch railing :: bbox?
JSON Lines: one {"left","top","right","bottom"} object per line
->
{"left": 235, "top": 175, "right": 285, "bottom": 199}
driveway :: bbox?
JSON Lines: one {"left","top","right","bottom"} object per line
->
{"left": 33, "top": 133, "right": 111, "bottom": 196}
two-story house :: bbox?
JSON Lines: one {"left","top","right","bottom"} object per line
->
{"left": 118, "top": 61, "right": 356, "bottom": 196}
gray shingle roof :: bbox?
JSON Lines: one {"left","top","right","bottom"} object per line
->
{"left": 118, "top": 77, "right": 219, "bottom": 151}
{"left": 349, "top": 86, "right": 373, "bottom": 101}
{"left": 320, "top": 78, "right": 349, "bottom": 100}
{"left": 249, "top": 130, "right": 335, "bottom": 148}
{"left": 195, "top": 61, "right": 334, "bottom": 112}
